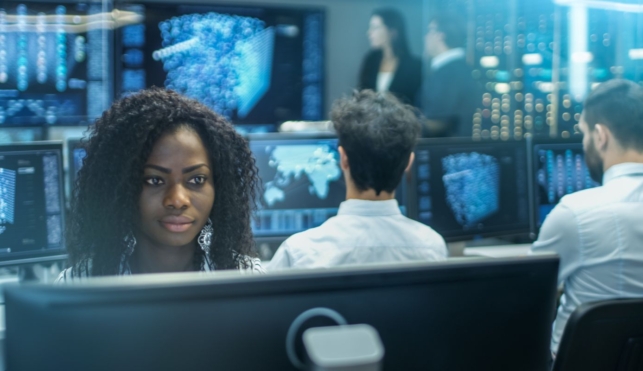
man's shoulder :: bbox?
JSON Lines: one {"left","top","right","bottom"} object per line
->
{"left": 397, "top": 216, "right": 443, "bottom": 237}
{"left": 281, "top": 219, "right": 338, "bottom": 248}
{"left": 438, "top": 58, "right": 472, "bottom": 73}
{"left": 558, "top": 185, "right": 611, "bottom": 213}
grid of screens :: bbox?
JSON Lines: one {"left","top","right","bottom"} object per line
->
{"left": 0, "top": 142, "right": 65, "bottom": 260}
{"left": 0, "top": 2, "right": 113, "bottom": 126}
{"left": 115, "top": 3, "right": 324, "bottom": 126}
{"left": 411, "top": 139, "right": 530, "bottom": 240}
{"left": 249, "top": 135, "right": 407, "bottom": 238}
{"left": 430, "top": 0, "right": 643, "bottom": 140}
{"left": 532, "top": 140, "right": 599, "bottom": 229}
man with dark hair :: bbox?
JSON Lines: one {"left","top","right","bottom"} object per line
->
{"left": 268, "top": 90, "right": 447, "bottom": 270}
{"left": 421, "top": 14, "right": 479, "bottom": 137}
{"left": 531, "top": 79, "right": 643, "bottom": 357}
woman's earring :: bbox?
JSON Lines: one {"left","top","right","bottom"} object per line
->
{"left": 124, "top": 231, "right": 137, "bottom": 255}
{"left": 198, "top": 219, "right": 213, "bottom": 252}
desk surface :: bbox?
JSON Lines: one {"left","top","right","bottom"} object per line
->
{"left": 463, "top": 244, "right": 532, "bottom": 258}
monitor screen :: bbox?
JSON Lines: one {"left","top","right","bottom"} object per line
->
{"left": 5, "top": 256, "right": 559, "bottom": 370}
{"left": 114, "top": 3, "right": 325, "bottom": 125}
{"left": 249, "top": 134, "right": 408, "bottom": 238}
{"left": 0, "top": 142, "right": 65, "bottom": 262}
{"left": 532, "top": 140, "right": 599, "bottom": 229}
{"left": 0, "top": 2, "right": 114, "bottom": 126}
{"left": 411, "top": 139, "right": 530, "bottom": 240}
{"left": 250, "top": 135, "right": 345, "bottom": 237}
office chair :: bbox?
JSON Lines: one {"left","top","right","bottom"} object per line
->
{"left": 553, "top": 298, "right": 643, "bottom": 371}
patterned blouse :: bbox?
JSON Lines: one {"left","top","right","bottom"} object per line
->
{"left": 55, "top": 241, "right": 264, "bottom": 283}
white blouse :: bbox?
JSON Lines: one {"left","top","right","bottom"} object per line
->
{"left": 376, "top": 72, "right": 394, "bottom": 93}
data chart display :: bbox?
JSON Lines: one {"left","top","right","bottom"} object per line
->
{"left": 533, "top": 141, "right": 599, "bottom": 228}
{"left": 0, "top": 2, "right": 116, "bottom": 126}
{"left": 115, "top": 3, "right": 325, "bottom": 126}
{"left": 249, "top": 135, "right": 407, "bottom": 238}
{"left": 412, "top": 139, "right": 530, "bottom": 240}
{"left": 249, "top": 136, "right": 345, "bottom": 237}
{"left": 0, "top": 142, "right": 65, "bottom": 261}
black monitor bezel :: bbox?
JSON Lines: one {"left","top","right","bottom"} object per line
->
{"left": 0, "top": 141, "right": 68, "bottom": 265}
{"left": 529, "top": 136, "right": 586, "bottom": 237}
{"left": 409, "top": 137, "right": 531, "bottom": 242}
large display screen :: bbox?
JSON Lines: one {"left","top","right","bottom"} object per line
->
{"left": 115, "top": 3, "right": 325, "bottom": 126}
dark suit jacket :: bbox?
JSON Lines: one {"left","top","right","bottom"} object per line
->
{"left": 358, "top": 50, "right": 422, "bottom": 105}
{"left": 421, "top": 57, "right": 480, "bottom": 138}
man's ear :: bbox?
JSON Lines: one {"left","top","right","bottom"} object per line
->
{"left": 593, "top": 123, "right": 610, "bottom": 151}
{"left": 405, "top": 152, "right": 415, "bottom": 173}
{"left": 338, "top": 146, "right": 350, "bottom": 171}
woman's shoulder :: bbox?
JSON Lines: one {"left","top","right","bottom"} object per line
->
{"left": 236, "top": 254, "right": 265, "bottom": 274}
{"left": 55, "top": 259, "right": 93, "bottom": 283}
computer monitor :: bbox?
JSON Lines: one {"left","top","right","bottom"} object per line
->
{"left": 234, "top": 123, "right": 277, "bottom": 136}
{"left": 248, "top": 133, "right": 408, "bottom": 239}
{"left": 531, "top": 138, "right": 599, "bottom": 232}
{"left": 5, "top": 255, "right": 559, "bottom": 370}
{"left": 114, "top": 3, "right": 325, "bottom": 126}
{"left": 0, "top": 2, "right": 114, "bottom": 126}
{"left": 410, "top": 138, "right": 531, "bottom": 241}
{"left": 249, "top": 133, "right": 344, "bottom": 238}
{"left": 0, "top": 141, "right": 66, "bottom": 265}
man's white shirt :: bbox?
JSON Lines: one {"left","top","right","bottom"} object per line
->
{"left": 430, "top": 47, "right": 465, "bottom": 71}
{"left": 531, "top": 162, "right": 643, "bottom": 354}
{"left": 267, "top": 199, "right": 447, "bottom": 270}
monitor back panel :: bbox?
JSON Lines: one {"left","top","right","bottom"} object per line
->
{"left": 5, "top": 256, "right": 559, "bottom": 370}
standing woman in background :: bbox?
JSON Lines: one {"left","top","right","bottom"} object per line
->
{"left": 358, "top": 8, "right": 422, "bottom": 105}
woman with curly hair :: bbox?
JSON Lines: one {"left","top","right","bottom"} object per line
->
{"left": 56, "top": 88, "right": 263, "bottom": 281}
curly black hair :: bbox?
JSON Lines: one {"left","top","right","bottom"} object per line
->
{"left": 331, "top": 90, "right": 420, "bottom": 195}
{"left": 67, "top": 88, "right": 259, "bottom": 276}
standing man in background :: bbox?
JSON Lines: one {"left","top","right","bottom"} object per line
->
{"left": 421, "top": 14, "right": 479, "bottom": 138}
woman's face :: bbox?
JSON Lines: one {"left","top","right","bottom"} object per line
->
{"left": 368, "top": 16, "right": 391, "bottom": 49}
{"left": 136, "top": 127, "right": 215, "bottom": 250}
